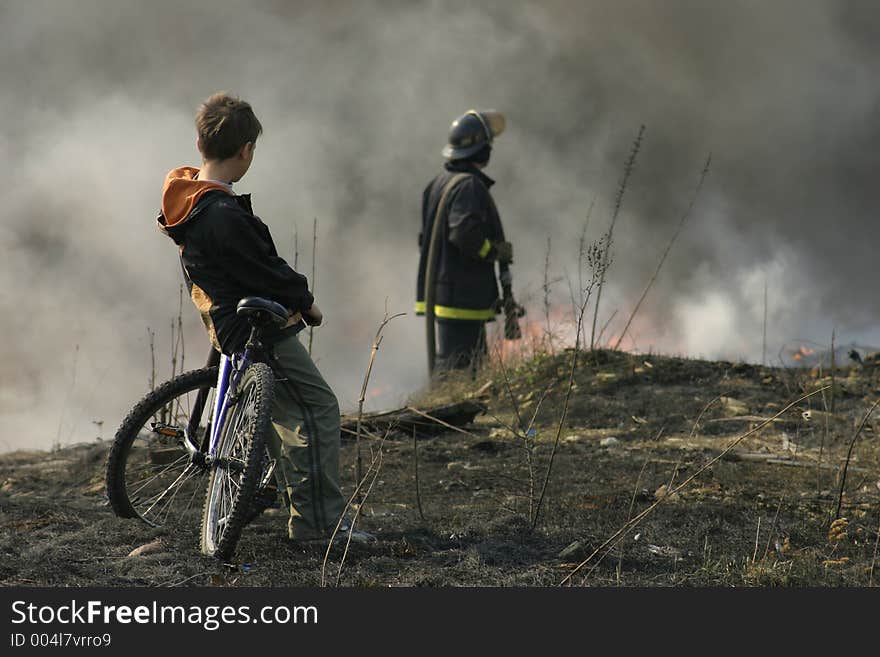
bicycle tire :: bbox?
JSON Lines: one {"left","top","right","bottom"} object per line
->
{"left": 200, "top": 362, "right": 275, "bottom": 561}
{"left": 106, "top": 366, "right": 219, "bottom": 528}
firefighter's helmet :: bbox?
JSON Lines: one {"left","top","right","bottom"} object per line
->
{"left": 442, "top": 109, "right": 506, "bottom": 161}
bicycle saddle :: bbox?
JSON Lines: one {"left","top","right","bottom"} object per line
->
{"left": 236, "top": 297, "right": 289, "bottom": 327}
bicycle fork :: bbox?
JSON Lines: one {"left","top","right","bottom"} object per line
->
{"left": 207, "top": 349, "right": 277, "bottom": 489}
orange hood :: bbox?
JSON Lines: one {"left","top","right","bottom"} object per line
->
{"left": 160, "top": 166, "right": 233, "bottom": 228}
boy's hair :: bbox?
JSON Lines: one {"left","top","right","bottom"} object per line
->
{"left": 195, "top": 92, "right": 263, "bottom": 161}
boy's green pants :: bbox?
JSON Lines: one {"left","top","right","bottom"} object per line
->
{"left": 265, "top": 334, "right": 346, "bottom": 540}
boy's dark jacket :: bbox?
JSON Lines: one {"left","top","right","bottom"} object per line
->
{"left": 415, "top": 161, "right": 502, "bottom": 320}
{"left": 157, "top": 166, "right": 313, "bottom": 354}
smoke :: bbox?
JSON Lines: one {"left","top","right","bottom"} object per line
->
{"left": 2, "top": 0, "right": 879, "bottom": 451}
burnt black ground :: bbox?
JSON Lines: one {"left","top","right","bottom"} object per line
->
{"left": 2, "top": 350, "right": 878, "bottom": 587}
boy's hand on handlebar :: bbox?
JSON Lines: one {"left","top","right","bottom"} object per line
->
{"left": 302, "top": 303, "right": 323, "bottom": 326}
{"left": 284, "top": 310, "right": 303, "bottom": 329}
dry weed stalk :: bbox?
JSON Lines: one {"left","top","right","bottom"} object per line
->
{"left": 830, "top": 328, "right": 836, "bottom": 414}
{"left": 613, "top": 153, "right": 711, "bottom": 351}
{"left": 596, "top": 308, "right": 618, "bottom": 350}
{"left": 665, "top": 395, "right": 726, "bottom": 493}
{"left": 762, "top": 495, "right": 785, "bottom": 561}
{"left": 171, "top": 285, "right": 185, "bottom": 378}
{"left": 578, "top": 195, "right": 597, "bottom": 347}
{"left": 532, "top": 237, "right": 609, "bottom": 530}
{"left": 691, "top": 395, "right": 725, "bottom": 440}
{"left": 321, "top": 427, "right": 390, "bottom": 587}
{"left": 833, "top": 397, "right": 880, "bottom": 521}
{"left": 404, "top": 406, "right": 481, "bottom": 439}
{"left": 565, "top": 270, "right": 579, "bottom": 333}
{"left": 340, "top": 424, "right": 385, "bottom": 441}
{"left": 775, "top": 345, "right": 797, "bottom": 398}
{"left": 506, "top": 379, "right": 557, "bottom": 520}
{"left": 334, "top": 450, "right": 384, "bottom": 587}
{"left": 147, "top": 328, "right": 156, "bottom": 391}
{"left": 54, "top": 343, "right": 80, "bottom": 450}
{"left": 413, "top": 426, "right": 425, "bottom": 521}
{"left": 321, "top": 308, "right": 403, "bottom": 586}
{"left": 541, "top": 237, "right": 562, "bottom": 353}
{"left": 560, "top": 386, "right": 829, "bottom": 585}
{"left": 817, "top": 380, "right": 830, "bottom": 495}
{"left": 355, "top": 306, "right": 405, "bottom": 487}
{"left": 169, "top": 286, "right": 186, "bottom": 410}
{"left": 162, "top": 572, "right": 211, "bottom": 587}
{"left": 618, "top": 453, "right": 653, "bottom": 578}
{"left": 590, "top": 124, "right": 645, "bottom": 350}
{"left": 169, "top": 311, "right": 177, "bottom": 380}
{"left": 405, "top": 405, "right": 495, "bottom": 512}
{"left": 521, "top": 381, "right": 558, "bottom": 519}
{"left": 485, "top": 344, "right": 557, "bottom": 519}
{"left": 751, "top": 515, "right": 762, "bottom": 564}
{"left": 493, "top": 341, "right": 526, "bottom": 433}
{"left": 543, "top": 236, "right": 553, "bottom": 352}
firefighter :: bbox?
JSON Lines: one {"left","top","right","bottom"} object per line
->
{"left": 416, "top": 109, "right": 520, "bottom": 376}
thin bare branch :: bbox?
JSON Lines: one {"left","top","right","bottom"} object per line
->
{"left": 493, "top": 340, "right": 526, "bottom": 433}
{"left": 356, "top": 305, "right": 406, "bottom": 486}
{"left": 591, "top": 125, "right": 645, "bottom": 350}
{"left": 833, "top": 397, "right": 880, "bottom": 520}
{"left": 613, "top": 153, "right": 711, "bottom": 351}
{"left": 413, "top": 425, "right": 425, "bottom": 522}
{"left": 321, "top": 427, "right": 391, "bottom": 586}
{"left": 532, "top": 238, "right": 607, "bottom": 529}
{"left": 402, "top": 406, "right": 481, "bottom": 440}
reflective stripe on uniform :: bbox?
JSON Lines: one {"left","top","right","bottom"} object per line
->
{"left": 478, "top": 238, "right": 492, "bottom": 259}
{"left": 414, "top": 301, "right": 495, "bottom": 320}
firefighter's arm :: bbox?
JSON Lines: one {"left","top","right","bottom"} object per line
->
{"left": 447, "top": 181, "right": 511, "bottom": 262}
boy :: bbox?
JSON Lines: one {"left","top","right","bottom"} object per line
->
{"left": 157, "top": 92, "right": 372, "bottom": 544}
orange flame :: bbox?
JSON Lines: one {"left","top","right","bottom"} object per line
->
{"left": 487, "top": 305, "right": 593, "bottom": 367}
{"left": 791, "top": 345, "right": 815, "bottom": 361}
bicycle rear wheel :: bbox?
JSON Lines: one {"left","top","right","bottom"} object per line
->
{"left": 106, "top": 366, "right": 219, "bottom": 528}
{"left": 200, "top": 362, "right": 275, "bottom": 561}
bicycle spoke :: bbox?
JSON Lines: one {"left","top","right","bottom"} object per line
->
{"left": 127, "top": 455, "right": 190, "bottom": 499}
{"left": 220, "top": 470, "right": 233, "bottom": 532}
{"left": 126, "top": 453, "right": 189, "bottom": 476}
{"left": 108, "top": 366, "right": 218, "bottom": 528}
{"left": 139, "top": 463, "right": 200, "bottom": 521}
{"left": 153, "top": 471, "right": 203, "bottom": 526}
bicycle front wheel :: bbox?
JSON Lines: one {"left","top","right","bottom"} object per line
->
{"left": 106, "top": 366, "right": 219, "bottom": 528}
{"left": 200, "top": 362, "right": 275, "bottom": 561}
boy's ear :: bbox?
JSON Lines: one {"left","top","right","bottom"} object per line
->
{"left": 196, "top": 137, "right": 205, "bottom": 156}
{"left": 240, "top": 141, "right": 255, "bottom": 160}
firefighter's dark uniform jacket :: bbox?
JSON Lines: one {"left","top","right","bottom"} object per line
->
{"left": 416, "top": 161, "right": 503, "bottom": 320}
{"left": 157, "top": 166, "right": 313, "bottom": 355}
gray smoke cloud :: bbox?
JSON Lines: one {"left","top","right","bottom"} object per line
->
{"left": 2, "top": 0, "right": 879, "bottom": 451}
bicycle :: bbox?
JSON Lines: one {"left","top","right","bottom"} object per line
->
{"left": 106, "top": 296, "right": 304, "bottom": 560}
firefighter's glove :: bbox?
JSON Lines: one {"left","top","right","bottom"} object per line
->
{"left": 493, "top": 241, "right": 514, "bottom": 264}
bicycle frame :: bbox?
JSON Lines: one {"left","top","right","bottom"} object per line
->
{"left": 207, "top": 351, "right": 253, "bottom": 460}
{"left": 180, "top": 313, "right": 303, "bottom": 466}
{"left": 177, "top": 348, "right": 254, "bottom": 466}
